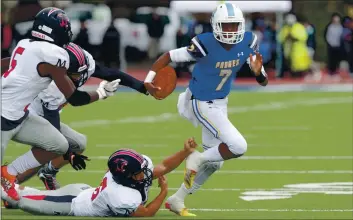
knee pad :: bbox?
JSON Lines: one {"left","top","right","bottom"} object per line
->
{"left": 228, "top": 136, "right": 247, "bottom": 156}
{"left": 75, "top": 134, "right": 87, "bottom": 152}
{"left": 55, "top": 136, "right": 69, "bottom": 155}
{"left": 67, "top": 133, "right": 87, "bottom": 153}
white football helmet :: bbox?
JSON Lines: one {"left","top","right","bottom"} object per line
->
{"left": 210, "top": 3, "right": 245, "bottom": 44}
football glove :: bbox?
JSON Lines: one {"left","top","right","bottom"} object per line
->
{"left": 63, "top": 152, "right": 90, "bottom": 171}
{"left": 96, "top": 79, "right": 121, "bottom": 99}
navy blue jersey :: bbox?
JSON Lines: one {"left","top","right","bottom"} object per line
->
{"left": 187, "top": 31, "right": 259, "bottom": 101}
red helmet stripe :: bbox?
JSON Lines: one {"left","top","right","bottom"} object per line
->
{"left": 71, "top": 43, "right": 86, "bottom": 65}
{"left": 110, "top": 150, "right": 144, "bottom": 165}
{"left": 66, "top": 45, "right": 84, "bottom": 66}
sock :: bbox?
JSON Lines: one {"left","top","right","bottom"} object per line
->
{"left": 174, "top": 162, "right": 221, "bottom": 200}
{"left": 7, "top": 151, "right": 41, "bottom": 176}
{"left": 47, "top": 161, "right": 59, "bottom": 172}
{"left": 174, "top": 183, "right": 190, "bottom": 201}
{"left": 201, "top": 146, "right": 223, "bottom": 162}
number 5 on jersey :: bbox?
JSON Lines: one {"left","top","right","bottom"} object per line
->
{"left": 91, "top": 177, "right": 108, "bottom": 201}
{"left": 216, "top": 69, "right": 232, "bottom": 91}
{"left": 3, "top": 47, "right": 25, "bottom": 78}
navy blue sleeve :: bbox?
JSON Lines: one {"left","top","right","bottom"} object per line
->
{"left": 42, "top": 105, "right": 61, "bottom": 131}
{"left": 187, "top": 36, "right": 208, "bottom": 59}
{"left": 92, "top": 64, "right": 148, "bottom": 95}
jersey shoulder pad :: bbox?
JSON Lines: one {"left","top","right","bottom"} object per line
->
{"left": 38, "top": 42, "right": 70, "bottom": 69}
{"left": 83, "top": 49, "right": 95, "bottom": 76}
{"left": 248, "top": 31, "right": 259, "bottom": 52}
{"left": 107, "top": 186, "right": 142, "bottom": 217}
{"left": 187, "top": 34, "right": 209, "bottom": 59}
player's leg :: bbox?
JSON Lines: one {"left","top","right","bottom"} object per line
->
{"left": 185, "top": 99, "right": 247, "bottom": 186}
{"left": 38, "top": 122, "right": 87, "bottom": 190}
{"left": 191, "top": 99, "right": 247, "bottom": 161}
{"left": 16, "top": 123, "right": 86, "bottom": 188}
{"left": 2, "top": 114, "right": 69, "bottom": 200}
{"left": 166, "top": 128, "right": 224, "bottom": 216}
{"left": 18, "top": 183, "right": 91, "bottom": 215}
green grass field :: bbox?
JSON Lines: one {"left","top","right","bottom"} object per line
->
{"left": 2, "top": 91, "right": 353, "bottom": 219}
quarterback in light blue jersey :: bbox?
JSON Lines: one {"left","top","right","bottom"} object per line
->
{"left": 144, "top": 2, "right": 268, "bottom": 216}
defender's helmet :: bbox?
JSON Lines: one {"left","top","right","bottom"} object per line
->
{"left": 108, "top": 149, "right": 153, "bottom": 189}
{"left": 65, "top": 43, "right": 89, "bottom": 87}
{"left": 31, "top": 7, "right": 73, "bottom": 47}
{"left": 211, "top": 3, "right": 245, "bottom": 44}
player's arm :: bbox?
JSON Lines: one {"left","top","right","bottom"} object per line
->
{"left": 144, "top": 36, "right": 206, "bottom": 96}
{"left": 92, "top": 64, "right": 148, "bottom": 95}
{"left": 37, "top": 63, "right": 101, "bottom": 106}
{"left": 247, "top": 33, "right": 268, "bottom": 86}
{"left": 131, "top": 176, "right": 168, "bottom": 217}
{"left": 1, "top": 57, "right": 10, "bottom": 75}
{"left": 152, "top": 137, "right": 198, "bottom": 179}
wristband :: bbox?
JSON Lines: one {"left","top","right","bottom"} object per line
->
{"left": 144, "top": 70, "right": 156, "bottom": 83}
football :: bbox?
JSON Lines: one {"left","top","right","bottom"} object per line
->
{"left": 153, "top": 66, "right": 177, "bottom": 100}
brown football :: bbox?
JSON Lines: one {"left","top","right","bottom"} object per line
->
{"left": 153, "top": 66, "right": 177, "bottom": 100}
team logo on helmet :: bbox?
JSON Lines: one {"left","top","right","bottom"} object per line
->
{"left": 115, "top": 159, "right": 128, "bottom": 173}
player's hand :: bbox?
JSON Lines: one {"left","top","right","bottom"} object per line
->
{"left": 96, "top": 79, "right": 121, "bottom": 99}
{"left": 184, "top": 137, "right": 198, "bottom": 153}
{"left": 144, "top": 82, "right": 162, "bottom": 100}
{"left": 158, "top": 175, "right": 168, "bottom": 191}
{"left": 249, "top": 52, "right": 263, "bottom": 76}
{"left": 66, "top": 152, "right": 90, "bottom": 171}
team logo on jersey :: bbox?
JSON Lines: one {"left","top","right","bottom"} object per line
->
{"left": 114, "top": 158, "right": 128, "bottom": 173}
{"left": 237, "top": 52, "right": 244, "bottom": 57}
{"left": 187, "top": 44, "right": 195, "bottom": 52}
{"left": 215, "top": 59, "right": 239, "bottom": 69}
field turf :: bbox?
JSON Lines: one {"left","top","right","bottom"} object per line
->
{"left": 2, "top": 91, "right": 352, "bottom": 219}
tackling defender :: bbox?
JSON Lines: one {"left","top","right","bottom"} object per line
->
{"left": 144, "top": 3, "right": 268, "bottom": 216}
{"left": 1, "top": 7, "right": 119, "bottom": 201}
{"left": 2, "top": 138, "right": 198, "bottom": 217}
{"left": 13, "top": 42, "right": 149, "bottom": 190}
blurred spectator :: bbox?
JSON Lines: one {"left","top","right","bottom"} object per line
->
{"left": 253, "top": 18, "right": 273, "bottom": 64}
{"left": 278, "top": 13, "right": 311, "bottom": 78}
{"left": 1, "top": 12, "right": 12, "bottom": 58}
{"left": 9, "top": 0, "right": 42, "bottom": 24}
{"left": 341, "top": 16, "right": 353, "bottom": 75}
{"left": 324, "top": 13, "right": 344, "bottom": 77}
{"left": 146, "top": 8, "right": 170, "bottom": 59}
{"left": 101, "top": 21, "right": 121, "bottom": 68}
{"left": 187, "top": 13, "right": 212, "bottom": 38}
{"left": 302, "top": 16, "right": 322, "bottom": 81}
{"left": 73, "top": 16, "right": 91, "bottom": 54}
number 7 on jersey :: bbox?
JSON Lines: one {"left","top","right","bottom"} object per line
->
{"left": 216, "top": 69, "right": 232, "bottom": 91}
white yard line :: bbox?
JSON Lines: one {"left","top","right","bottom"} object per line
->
{"left": 67, "top": 97, "right": 352, "bottom": 128}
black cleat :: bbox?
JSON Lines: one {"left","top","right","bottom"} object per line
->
{"left": 37, "top": 165, "right": 60, "bottom": 190}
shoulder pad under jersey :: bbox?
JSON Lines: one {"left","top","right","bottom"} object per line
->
{"left": 38, "top": 41, "right": 70, "bottom": 70}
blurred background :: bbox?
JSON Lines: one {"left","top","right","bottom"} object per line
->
{"left": 1, "top": 0, "right": 353, "bottom": 83}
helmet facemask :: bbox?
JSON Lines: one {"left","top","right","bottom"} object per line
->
{"left": 131, "top": 158, "right": 153, "bottom": 188}
{"left": 211, "top": 18, "right": 245, "bottom": 44}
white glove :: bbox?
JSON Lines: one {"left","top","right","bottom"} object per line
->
{"left": 96, "top": 79, "right": 121, "bottom": 99}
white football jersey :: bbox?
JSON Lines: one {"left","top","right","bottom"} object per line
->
{"left": 1, "top": 39, "right": 70, "bottom": 121}
{"left": 70, "top": 155, "right": 154, "bottom": 217}
{"left": 28, "top": 49, "right": 95, "bottom": 116}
